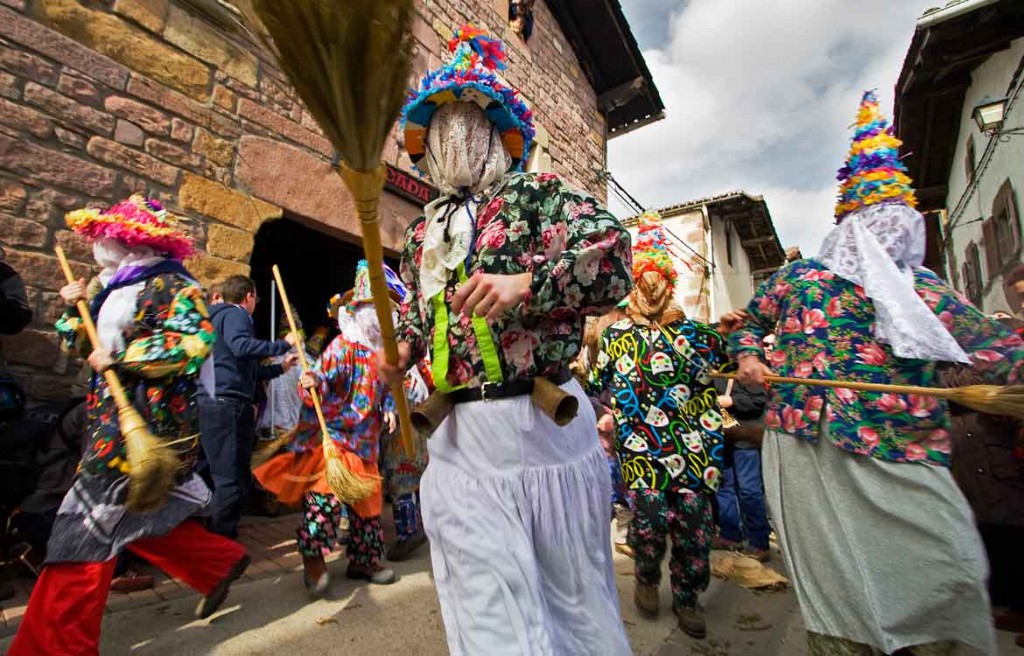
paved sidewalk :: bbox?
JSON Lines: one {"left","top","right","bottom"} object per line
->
{"left": 0, "top": 510, "right": 389, "bottom": 638}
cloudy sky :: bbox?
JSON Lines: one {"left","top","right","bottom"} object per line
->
{"left": 610, "top": 0, "right": 939, "bottom": 254}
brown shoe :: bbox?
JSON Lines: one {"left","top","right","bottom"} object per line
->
{"left": 1015, "top": 633, "right": 1024, "bottom": 648}
{"left": 675, "top": 606, "right": 707, "bottom": 639}
{"left": 995, "top": 608, "right": 1024, "bottom": 633}
{"left": 302, "top": 555, "right": 330, "bottom": 598}
{"left": 634, "top": 582, "right": 659, "bottom": 617}
{"left": 110, "top": 571, "right": 155, "bottom": 594}
{"left": 711, "top": 537, "right": 742, "bottom": 550}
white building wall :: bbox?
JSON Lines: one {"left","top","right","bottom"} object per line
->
{"left": 944, "top": 37, "right": 1024, "bottom": 314}
{"left": 708, "top": 214, "right": 754, "bottom": 319}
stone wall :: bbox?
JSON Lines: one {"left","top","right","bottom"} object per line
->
{"left": 0, "top": 0, "right": 608, "bottom": 399}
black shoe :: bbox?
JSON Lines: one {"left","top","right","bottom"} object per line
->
{"left": 387, "top": 530, "right": 427, "bottom": 562}
{"left": 195, "top": 554, "right": 251, "bottom": 619}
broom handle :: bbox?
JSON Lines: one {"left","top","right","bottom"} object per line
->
{"left": 271, "top": 266, "right": 333, "bottom": 445}
{"left": 339, "top": 164, "right": 415, "bottom": 460}
{"left": 55, "top": 246, "right": 133, "bottom": 408}
{"left": 710, "top": 372, "right": 955, "bottom": 399}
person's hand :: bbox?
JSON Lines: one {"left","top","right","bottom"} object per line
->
{"left": 60, "top": 278, "right": 87, "bottom": 306}
{"left": 284, "top": 332, "right": 299, "bottom": 348}
{"left": 377, "top": 342, "right": 411, "bottom": 388}
{"left": 280, "top": 353, "right": 300, "bottom": 372}
{"left": 597, "top": 413, "right": 615, "bottom": 433}
{"left": 87, "top": 349, "right": 115, "bottom": 373}
{"left": 736, "top": 355, "right": 773, "bottom": 387}
{"left": 718, "top": 394, "right": 734, "bottom": 409}
{"left": 451, "top": 272, "right": 532, "bottom": 323}
{"left": 717, "top": 309, "right": 750, "bottom": 336}
{"left": 299, "top": 371, "right": 317, "bottom": 390}
{"left": 384, "top": 411, "right": 397, "bottom": 433}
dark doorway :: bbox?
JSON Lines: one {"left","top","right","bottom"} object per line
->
{"left": 248, "top": 217, "right": 399, "bottom": 341}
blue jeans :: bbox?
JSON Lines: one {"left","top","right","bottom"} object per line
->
{"left": 715, "top": 449, "right": 770, "bottom": 551}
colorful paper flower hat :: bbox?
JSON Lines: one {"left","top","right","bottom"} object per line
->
{"left": 632, "top": 210, "right": 678, "bottom": 291}
{"left": 834, "top": 90, "right": 918, "bottom": 222}
{"left": 65, "top": 195, "right": 194, "bottom": 261}
{"left": 329, "top": 260, "right": 407, "bottom": 317}
{"left": 402, "top": 24, "right": 535, "bottom": 173}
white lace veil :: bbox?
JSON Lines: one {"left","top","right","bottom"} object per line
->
{"left": 815, "top": 203, "right": 970, "bottom": 363}
{"left": 423, "top": 102, "right": 511, "bottom": 196}
{"left": 92, "top": 237, "right": 163, "bottom": 352}
{"left": 419, "top": 103, "right": 512, "bottom": 300}
{"left": 337, "top": 304, "right": 392, "bottom": 351}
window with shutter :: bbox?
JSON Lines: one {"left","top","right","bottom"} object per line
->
{"left": 992, "top": 178, "right": 1021, "bottom": 269}
{"left": 964, "top": 241, "right": 982, "bottom": 307}
{"left": 965, "top": 135, "right": 976, "bottom": 186}
{"left": 983, "top": 218, "right": 999, "bottom": 278}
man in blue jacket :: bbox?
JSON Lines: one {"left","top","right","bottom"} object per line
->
{"left": 199, "top": 275, "right": 297, "bottom": 538}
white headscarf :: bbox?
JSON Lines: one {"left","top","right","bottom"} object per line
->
{"left": 815, "top": 203, "right": 969, "bottom": 363}
{"left": 419, "top": 102, "right": 512, "bottom": 300}
{"left": 92, "top": 237, "right": 163, "bottom": 352}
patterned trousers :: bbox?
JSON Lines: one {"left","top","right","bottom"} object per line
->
{"left": 296, "top": 492, "right": 384, "bottom": 569}
{"left": 807, "top": 633, "right": 957, "bottom": 656}
{"left": 628, "top": 488, "right": 713, "bottom": 610}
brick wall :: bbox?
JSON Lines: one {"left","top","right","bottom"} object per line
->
{"left": 0, "top": 0, "right": 607, "bottom": 399}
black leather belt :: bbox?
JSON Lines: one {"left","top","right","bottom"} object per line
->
{"left": 448, "top": 368, "right": 573, "bottom": 404}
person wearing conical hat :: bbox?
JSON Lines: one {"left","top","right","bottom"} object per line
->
{"left": 254, "top": 260, "right": 402, "bottom": 595}
{"left": 9, "top": 196, "right": 251, "bottom": 656}
{"left": 380, "top": 24, "right": 633, "bottom": 654}
{"left": 589, "top": 210, "right": 737, "bottom": 640}
{"left": 727, "top": 91, "right": 1024, "bottom": 655}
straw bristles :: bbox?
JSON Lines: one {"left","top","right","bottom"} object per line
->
{"left": 946, "top": 384, "right": 1024, "bottom": 419}
{"left": 121, "top": 405, "right": 179, "bottom": 513}
{"left": 323, "top": 446, "right": 379, "bottom": 505}
{"left": 250, "top": 428, "right": 296, "bottom": 470}
{"left": 252, "top": 0, "right": 414, "bottom": 172}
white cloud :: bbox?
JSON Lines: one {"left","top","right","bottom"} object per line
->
{"left": 610, "top": 0, "right": 937, "bottom": 253}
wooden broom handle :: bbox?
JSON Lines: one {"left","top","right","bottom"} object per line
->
{"left": 271, "top": 265, "right": 333, "bottom": 440}
{"left": 55, "top": 246, "right": 130, "bottom": 403}
{"left": 711, "top": 371, "right": 954, "bottom": 399}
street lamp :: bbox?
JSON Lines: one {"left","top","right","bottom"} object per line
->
{"left": 972, "top": 95, "right": 1024, "bottom": 140}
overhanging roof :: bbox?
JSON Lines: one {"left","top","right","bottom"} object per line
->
{"left": 625, "top": 191, "right": 787, "bottom": 278}
{"left": 893, "top": 0, "right": 1024, "bottom": 212}
{"left": 547, "top": 0, "right": 665, "bottom": 136}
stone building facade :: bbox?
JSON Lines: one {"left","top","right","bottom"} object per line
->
{"left": 0, "top": 0, "right": 661, "bottom": 399}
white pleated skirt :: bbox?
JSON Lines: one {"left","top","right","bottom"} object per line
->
{"left": 420, "top": 378, "right": 631, "bottom": 656}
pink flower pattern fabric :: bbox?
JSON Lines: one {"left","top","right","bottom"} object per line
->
{"left": 729, "top": 259, "right": 1024, "bottom": 467}
{"left": 397, "top": 172, "right": 633, "bottom": 388}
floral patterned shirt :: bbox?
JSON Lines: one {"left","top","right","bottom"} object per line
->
{"left": 56, "top": 272, "right": 215, "bottom": 479}
{"left": 291, "top": 335, "right": 395, "bottom": 463}
{"left": 590, "top": 318, "right": 726, "bottom": 495}
{"left": 728, "top": 259, "right": 1024, "bottom": 467}
{"left": 397, "top": 172, "right": 633, "bottom": 388}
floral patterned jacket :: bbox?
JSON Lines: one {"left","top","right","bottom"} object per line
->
{"left": 590, "top": 318, "right": 726, "bottom": 495}
{"left": 56, "top": 272, "right": 215, "bottom": 479}
{"left": 290, "top": 335, "right": 395, "bottom": 463}
{"left": 728, "top": 259, "right": 1024, "bottom": 467}
{"left": 397, "top": 172, "right": 633, "bottom": 389}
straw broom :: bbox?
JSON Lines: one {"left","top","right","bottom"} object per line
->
{"left": 711, "top": 372, "right": 1024, "bottom": 419}
{"left": 272, "top": 265, "right": 379, "bottom": 503}
{"left": 252, "top": 0, "right": 416, "bottom": 461}
{"left": 55, "top": 246, "right": 179, "bottom": 512}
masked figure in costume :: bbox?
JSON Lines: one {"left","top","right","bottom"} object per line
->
{"left": 589, "top": 211, "right": 728, "bottom": 639}
{"left": 255, "top": 261, "right": 398, "bottom": 596}
{"left": 385, "top": 25, "right": 634, "bottom": 655}
{"left": 9, "top": 197, "right": 250, "bottom": 656}
{"left": 729, "top": 91, "right": 1024, "bottom": 656}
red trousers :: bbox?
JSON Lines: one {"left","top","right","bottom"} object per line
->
{"left": 8, "top": 520, "right": 247, "bottom": 656}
